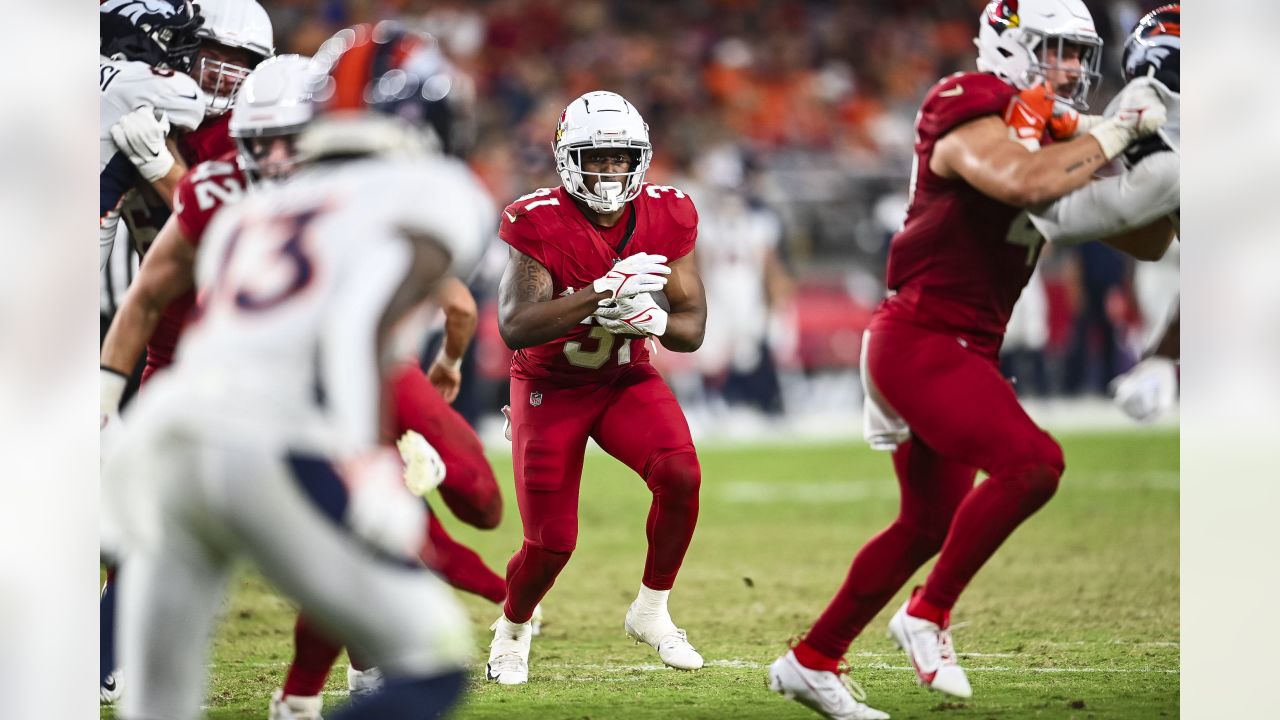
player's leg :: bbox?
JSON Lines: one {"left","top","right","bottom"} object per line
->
{"left": 392, "top": 364, "right": 502, "bottom": 529}
{"left": 592, "top": 363, "right": 704, "bottom": 670}
{"left": 871, "top": 320, "right": 1064, "bottom": 698}
{"left": 489, "top": 377, "right": 599, "bottom": 684}
{"left": 223, "top": 448, "right": 472, "bottom": 720}
{"left": 423, "top": 508, "right": 506, "bottom": 604}
{"left": 272, "top": 614, "right": 341, "bottom": 720}
{"left": 99, "top": 567, "right": 121, "bottom": 703}
{"left": 114, "top": 437, "right": 236, "bottom": 720}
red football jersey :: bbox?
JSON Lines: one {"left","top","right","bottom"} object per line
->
{"left": 880, "top": 72, "right": 1041, "bottom": 347}
{"left": 143, "top": 150, "right": 247, "bottom": 377}
{"left": 499, "top": 184, "right": 698, "bottom": 383}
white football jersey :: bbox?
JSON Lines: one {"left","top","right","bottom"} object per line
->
{"left": 99, "top": 56, "right": 205, "bottom": 269}
{"left": 172, "top": 155, "right": 493, "bottom": 455}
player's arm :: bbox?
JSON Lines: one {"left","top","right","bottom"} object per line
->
{"left": 110, "top": 109, "right": 189, "bottom": 210}
{"left": 426, "top": 276, "right": 476, "bottom": 403}
{"left": 496, "top": 248, "right": 609, "bottom": 350}
{"left": 99, "top": 214, "right": 196, "bottom": 409}
{"left": 1099, "top": 216, "right": 1177, "bottom": 262}
{"left": 148, "top": 137, "right": 190, "bottom": 210}
{"left": 657, "top": 251, "right": 707, "bottom": 352}
{"left": 935, "top": 78, "right": 1167, "bottom": 207}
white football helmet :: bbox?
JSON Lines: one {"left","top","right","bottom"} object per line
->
{"left": 974, "top": 0, "right": 1102, "bottom": 109}
{"left": 229, "top": 54, "right": 313, "bottom": 181}
{"left": 195, "top": 0, "right": 275, "bottom": 115}
{"left": 554, "top": 91, "right": 652, "bottom": 214}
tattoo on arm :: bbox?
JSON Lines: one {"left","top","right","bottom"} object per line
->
{"left": 514, "top": 251, "right": 553, "bottom": 303}
{"left": 1065, "top": 152, "right": 1103, "bottom": 175}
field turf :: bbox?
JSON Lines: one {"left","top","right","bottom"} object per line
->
{"left": 103, "top": 429, "right": 1178, "bottom": 719}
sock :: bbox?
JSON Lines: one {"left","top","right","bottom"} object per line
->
{"left": 283, "top": 615, "right": 343, "bottom": 697}
{"left": 633, "top": 584, "right": 670, "bottom": 616}
{"left": 100, "top": 570, "right": 118, "bottom": 685}
{"left": 329, "top": 670, "right": 467, "bottom": 720}
{"left": 793, "top": 639, "right": 840, "bottom": 673}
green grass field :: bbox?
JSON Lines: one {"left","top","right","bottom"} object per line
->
{"left": 105, "top": 430, "right": 1178, "bottom": 720}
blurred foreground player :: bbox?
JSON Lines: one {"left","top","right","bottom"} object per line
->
{"left": 102, "top": 23, "right": 491, "bottom": 720}
{"left": 769, "top": 2, "right": 1173, "bottom": 718}
{"left": 486, "top": 90, "right": 708, "bottom": 685}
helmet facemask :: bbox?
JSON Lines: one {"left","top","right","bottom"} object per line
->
{"left": 233, "top": 130, "right": 302, "bottom": 185}
{"left": 1021, "top": 31, "right": 1102, "bottom": 110}
{"left": 556, "top": 140, "right": 652, "bottom": 214}
{"left": 196, "top": 50, "right": 254, "bottom": 115}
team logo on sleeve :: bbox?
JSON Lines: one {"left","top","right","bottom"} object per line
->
{"left": 529, "top": 391, "right": 543, "bottom": 407}
{"left": 985, "top": 0, "right": 1020, "bottom": 34}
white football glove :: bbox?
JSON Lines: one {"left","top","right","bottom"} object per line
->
{"left": 594, "top": 292, "right": 669, "bottom": 337}
{"left": 1109, "top": 356, "right": 1178, "bottom": 422}
{"left": 592, "top": 253, "right": 671, "bottom": 300}
{"left": 110, "top": 106, "right": 176, "bottom": 182}
{"left": 1089, "top": 77, "right": 1168, "bottom": 160}
{"left": 342, "top": 447, "right": 427, "bottom": 559}
{"left": 100, "top": 368, "right": 128, "bottom": 467}
{"left": 397, "top": 429, "right": 447, "bottom": 497}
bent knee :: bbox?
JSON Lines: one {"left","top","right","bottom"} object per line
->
{"left": 646, "top": 451, "right": 701, "bottom": 497}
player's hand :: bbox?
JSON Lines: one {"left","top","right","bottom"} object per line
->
{"left": 111, "top": 106, "right": 176, "bottom": 182}
{"left": 342, "top": 446, "right": 427, "bottom": 559}
{"left": 594, "top": 292, "right": 669, "bottom": 337}
{"left": 592, "top": 253, "right": 671, "bottom": 300}
{"left": 1109, "top": 356, "right": 1178, "bottom": 422}
{"left": 1049, "top": 100, "right": 1105, "bottom": 140}
{"left": 1088, "top": 77, "right": 1168, "bottom": 160}
{"left": 427, "top": 353, "right": 462, "bottom": 404}
{"left": 100, "top": 368, "right": 128, "bottom": 467}
{"left": 397, "top": 430, "right": 447, "bottom": 497}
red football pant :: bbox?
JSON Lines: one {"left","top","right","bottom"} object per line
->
{"left": 391, "top": 363, "right": 502, "bottom": 529}
{"left": 503, "top": 363, "right": 700, "bottom": 624}
{"left": 803, "top": 318, "right": 1063, "bottom": 661}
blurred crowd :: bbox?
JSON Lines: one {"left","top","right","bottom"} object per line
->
{"left": 258, "top": 0, "right": 1179, "bottom": 424}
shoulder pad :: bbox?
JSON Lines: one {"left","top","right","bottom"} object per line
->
{"left": 918, "top": 72, "right": 1015, "bottom": 140}
{"left": 640, "top": 184, "right": 698, "bottom": 230}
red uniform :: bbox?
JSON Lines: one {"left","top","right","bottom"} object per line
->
{"left": 799, "top": 73, "right": 1066, "bottom": 664}
{"left": 142, "top": 150, "right": 247, "bottom": 381}
{"left": 497, "top": 184, "right": 703, "bottom": 624}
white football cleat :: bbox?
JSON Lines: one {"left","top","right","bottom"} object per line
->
{"left": 486, "top": 615, "right": 532, "bottom": 685}
{"left": 530, "top": 602, "right": 544, "bottom": 637}
{"left": 99, "top": 670, "right": 122, "bottom": 704}
{"left": 887, "top": 600, "right": 972, "bottom": 699}
{"left": 347, "top": 665, "right": 384, "bottom": 699}
{"left": 268, "top": 688, "right": 323, "bottom": 720}
{"left": 768, "top": 650, "right": 890, "bottom": 720}
{"left": 624, "top": 603, "right": 704, "bottom": 670}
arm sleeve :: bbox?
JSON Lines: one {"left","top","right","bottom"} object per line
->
{"left": 1028, "top": 151, "right": 1180, "bottom": 245}
{"left": 319, "top": 239, "right": 413, "bottom": 456}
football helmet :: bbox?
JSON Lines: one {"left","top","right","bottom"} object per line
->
{"left": 300, "top": 22, "right": 463, "bottom": 161}
{"left": 974, "top": 0, "right": 1103, "bottom": 109}
{"left": 194, "top": 0, "right": 275, "bottom": 115}
{"left": 554, "top": 91, "right": 653, "bottom": 214}
{"left": 99, "top": 0, "right": 204, "bottom": 74}
{"left": 228, "top": 54, "right": 314, "bottom": 182}
{"left": 1123, "top": 4, "right": 1179, "bottom": 92}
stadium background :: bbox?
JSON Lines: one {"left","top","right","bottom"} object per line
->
{"left": 249, "top": 0, "right": 1180, "bottom": 440}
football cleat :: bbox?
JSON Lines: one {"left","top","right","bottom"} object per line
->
{"left": 347, "top": 665, "right": 384, "bottom": 699}
{"left": 486, "top": 615, "right": 532, "bottom": 685}
{"left": 623, "top": 603, "right": 703, "bottom": 670}
{"left": 99, "top": 670, "right": 122, "bottom": 704}
{"left": 768, "top": 650, "right": 890, "bottom": 720}
{"left": 268, "top": 688, "right": 323, "bottom": 720}
{"left": 530, "top": 602, "right": 544, "bottom": 637}
{"left": 887, "top": 599, "right": 972, "bottom": 699}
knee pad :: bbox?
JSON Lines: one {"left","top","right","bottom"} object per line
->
{"left": 529, "top": 517, "right": 578, "bottom": 555}
{"left": 645, "top": 451, "right": 701, "bottom": 499}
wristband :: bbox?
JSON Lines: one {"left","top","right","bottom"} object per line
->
{"left": 435, "top": 349, "right": 462, "bottom": 372}
{"left": 101, "top": 367, "right": 128, "bottom": 416}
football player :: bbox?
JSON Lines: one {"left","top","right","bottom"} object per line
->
{"left": 768, "top": 2, "right": 1172, "bottom": 717}
{"left": 101, "top": 22, "right": 492, "bottom": 720}
{"left": 485, "top": 90, "right": 708, "bottom": 685}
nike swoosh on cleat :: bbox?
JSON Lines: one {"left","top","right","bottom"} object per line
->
{"left": 102, "top": 677, "right": 117, "bottom": 692}
{"left": 485, "top": 663, "right": 502, "bottom": 682}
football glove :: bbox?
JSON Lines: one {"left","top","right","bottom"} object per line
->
{"left": 1110, "top": 356, "right": 1177, "bottom": 422}
{"left": 1089, "top": 77, "right": 1168, "bottom": 161}
{"left": 592, "top": 253, "right": 671, "bottom": 300}
{"left": 110, "top": 106, "right": 176, "bottom": 182}
{"left": 397, "top": 430, "right": 447, "bottom": 497}
{"left": 100, "top": 368, "right": 127, "bottom": 467}
{"left": 594, "top": 292, "right": 669, "bottom": 337}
